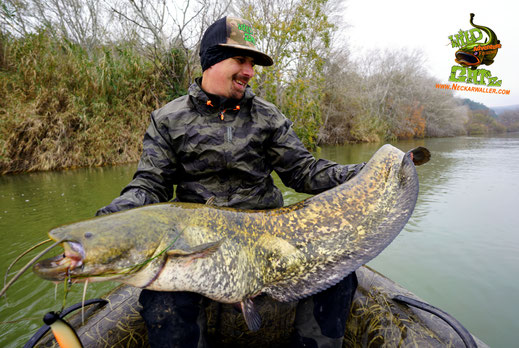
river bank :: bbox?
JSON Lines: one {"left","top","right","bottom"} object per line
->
{"left": 3, "top": 31, "right": 516, "bottom": 176}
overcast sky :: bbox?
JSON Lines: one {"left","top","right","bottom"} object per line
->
{"left": 341, "top": 0, "right": 519, "bottom": 108}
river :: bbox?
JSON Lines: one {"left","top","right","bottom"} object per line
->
{"left": 1, "top": 134, "right": 518, "bottom": 347}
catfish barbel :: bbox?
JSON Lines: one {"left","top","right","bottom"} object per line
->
{"left": 33, "top": 144, "right": 430, "bottom": 331}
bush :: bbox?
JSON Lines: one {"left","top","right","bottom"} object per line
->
{"left": 0, "top": 30, "right": 169, "bottom": 173}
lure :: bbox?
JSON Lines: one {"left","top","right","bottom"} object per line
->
{"left": 43, "top": 312, "right": 83, "bottom": 348}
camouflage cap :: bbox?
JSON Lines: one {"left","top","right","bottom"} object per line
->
{"left": 200, "top": 16, "right": 273, "bottom": 67}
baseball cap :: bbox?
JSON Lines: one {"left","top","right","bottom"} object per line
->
{"left": 199, "top": 16, "right": 273, "bottom": 70}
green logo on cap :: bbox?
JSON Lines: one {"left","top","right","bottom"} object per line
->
{"left": 238, "top": 23, "right": 256, "bottom": 45}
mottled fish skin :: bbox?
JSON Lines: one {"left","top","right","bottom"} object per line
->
{"left": 34, "top": 144, "right": 421, "bottom": 310}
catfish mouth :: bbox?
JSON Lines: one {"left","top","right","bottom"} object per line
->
{"left": 455, "top": 50, "right": 481, "bottom": 67}
{"left": 33, "top": 241, "right": 85, "bottom": 281}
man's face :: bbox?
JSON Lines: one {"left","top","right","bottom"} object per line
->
{"left": 202, "top": 55, "right": 255, "bottom": 99}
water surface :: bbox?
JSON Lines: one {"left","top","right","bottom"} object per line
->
{"left": 1, "top": 134, "right": 518, "bottom": 347}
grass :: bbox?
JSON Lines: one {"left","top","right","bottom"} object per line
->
{"left": 344, "top": 285, "right": 451, "bottom": 347}
{"left": 0, "top": 30, "right": 169, "bottom": 174}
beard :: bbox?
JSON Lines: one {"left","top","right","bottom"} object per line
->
{"left": 228, "top": 73, "right": 249, "bottom": 100}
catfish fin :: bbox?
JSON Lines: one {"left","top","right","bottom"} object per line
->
{"left": 240, "top": 298, "right": 261, "bottom": 332}
{"left": 205, "top": 196, "right": 216, "bottom": 205}
{"left": 166, "top": 239, "right": 224, "bottom": 258}
{"left": 254, "top": 234, "right": 330, "bottom": 302}
{"left": 407, "top": 146, "right": 431, "bottom": 166}
{"left": 264, "top": 265, "right": 356, "bottom": 302}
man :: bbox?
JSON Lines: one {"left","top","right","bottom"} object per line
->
{"left": 97, "top": 16, "right": 365, "bottom": 347}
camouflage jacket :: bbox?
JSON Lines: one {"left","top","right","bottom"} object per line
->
{"left": 97, "top": 79, "right": 364, "bottom": 214}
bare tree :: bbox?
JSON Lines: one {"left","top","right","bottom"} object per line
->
{"left": 1, "top": 0, "right": 31, "bottom": 36}
{"left": 1, "top": 0, "right": 110, "bottom": 50}
{"left": 110, "top": 0, "right": 231, "bottom": 85}
{"left": 320, "top": 47, "right": 469, "bottom": 143}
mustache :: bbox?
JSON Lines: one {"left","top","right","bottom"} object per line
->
{"left": 232, "top": 73, "right": 251, "bottom": 84}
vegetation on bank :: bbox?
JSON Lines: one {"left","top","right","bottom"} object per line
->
{"left": 0, "top": 31, "right": 169, "bottom": 173}
{"left": 462, "top": 99, "right": 519, "bottom": 135}
{"left": 1, "top": 0, "right": 517, "bottom": 174}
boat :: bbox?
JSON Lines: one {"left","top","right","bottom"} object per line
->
{"left": 27, "top": 266, "right": 489, "bottom": 347}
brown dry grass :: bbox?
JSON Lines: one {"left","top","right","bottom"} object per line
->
{"left": 0, "top": 31, "right": 170, "bottom": 174}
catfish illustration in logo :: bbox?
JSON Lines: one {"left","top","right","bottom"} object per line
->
{"left": 455, "top": 13, "right": 500, "bottom": 69}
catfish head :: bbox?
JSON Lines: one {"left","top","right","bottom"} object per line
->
{"left": 455, "top": 13, "right": 500, "bottom": 69}
{"left": 455, "top": 48, "right": 482, "bottom": 69}
{"left": 33, "top": 205, "right": 180, "bottom": 283}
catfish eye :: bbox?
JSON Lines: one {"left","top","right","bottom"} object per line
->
{"left": 84, "top": 232, "right": 93, "bottom": 239}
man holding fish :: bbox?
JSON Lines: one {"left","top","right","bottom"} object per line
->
{"left": 98, "top": 16, "right": 365, "bottom": 348}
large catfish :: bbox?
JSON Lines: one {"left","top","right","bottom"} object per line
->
{"left": 33, "top": 144, "right": 430, "bottom": 331}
